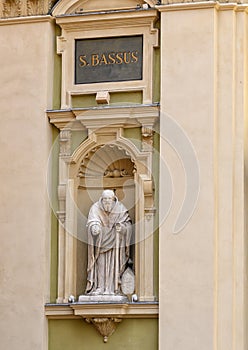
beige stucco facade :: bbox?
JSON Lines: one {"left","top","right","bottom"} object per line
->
{"left": 0, "top": 17, "right": 54, "bottom": 349}
{"left": 159, "top": 4, "right": 248, "bottom": 349}
{"left": 0, "top": 0, "right": 247, "bottom": 349}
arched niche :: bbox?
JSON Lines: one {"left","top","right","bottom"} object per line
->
{"left": 57, "top": 128, "right": 156, "bottom": 302}
{"left": 52, "top": 0, "right": 158, "bottom": 16}
{"left": 76, "top": 144, "right": 136, "bottom": 295}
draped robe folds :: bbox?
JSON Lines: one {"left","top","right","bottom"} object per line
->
{"left": 85, "top": 197, "right": 132, "bottom": 295}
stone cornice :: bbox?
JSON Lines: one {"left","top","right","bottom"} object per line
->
{"left": 157, "top": 0, "right": 248, "bottom": 11}
{"left": 1, "top": 0, "right": 248, "bottom": 18}
{"left": 55, "top": 8, "right": 158, "bottom": 31}
{"left": 47, "top": 105, "right": 160, "bottom": 130}
{"left": 0, "top": 14, "right": 53, "bottom": 25}
{"left": 45, "top": 302, "right": 159, "bottom": 319}
{"left": 0, "top": 0, "right": 58, "bottom": 19}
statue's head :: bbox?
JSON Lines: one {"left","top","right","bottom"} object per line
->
{"left": 101, "top": 189, "right": 116, "bottom": 212}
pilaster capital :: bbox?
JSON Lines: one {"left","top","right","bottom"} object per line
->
{"left": 0, "top": 0, "right": 57, "bottom": 18}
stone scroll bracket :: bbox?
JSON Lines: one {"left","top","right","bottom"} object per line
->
{"left": 85, "top": 318, "right": 122, "bottom": 343}
{"left": 141, "top": 125, "right": 154, "bottom": 152}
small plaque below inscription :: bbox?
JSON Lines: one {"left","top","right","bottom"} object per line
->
{"left": 121, "top": 267, "right": 135, "bottom": 295}
{"left": 75, "top": 35, "right": 143, "bottom": 84}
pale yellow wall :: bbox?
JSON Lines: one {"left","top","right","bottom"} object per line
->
{"left": 0, "top": 18, "right": 55, "bottom": 350}
{"left": 1, "top": 4, "right": 247, "bottom": 350}
{"left": 159, "top": 4, "right": 247, "bottom": 350}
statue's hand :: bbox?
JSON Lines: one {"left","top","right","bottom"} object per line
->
{"left": 115, "top": 223, "right": 124, "bottom": 234}
{"left": 91, "top": 224, "right": 101, "bottom": 236}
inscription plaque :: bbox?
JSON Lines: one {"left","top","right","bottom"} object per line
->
{"left": 75, "top": 35, "right": 143, "bottom": 84}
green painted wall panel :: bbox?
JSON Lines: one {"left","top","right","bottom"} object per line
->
{"left": 123, "top": 128, "right": 142, "bottom": 151}
{"left": 110, "top": 91, "right": 142, "bottom": 104}
{"left": 72, "top": 91, "right": 142, "bottom": 108}
{"left": 53, "top": 25, "right": 62, "bottom": 110}
{"left": 71, "top": 130, "right": 88, "bottom": 153}
{"left": 153, "top": 47, "right": 160, "bottom": 103}
{"left": 49, "top": 319, "right": 158, "bottom": 350}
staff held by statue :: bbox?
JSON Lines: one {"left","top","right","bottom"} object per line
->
{"left": 115, "top": 223, "right": 121, "bottom": 293}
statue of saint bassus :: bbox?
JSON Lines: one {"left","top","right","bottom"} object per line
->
{"left": 85, "top": 189, "right": 132, "bottom": 295}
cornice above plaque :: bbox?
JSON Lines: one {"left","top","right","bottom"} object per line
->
{"left": 47, "top": 104, "right": 159, "bottom": 131}
{"left": 0, "top": 0, "right": 58, "bottom": 18}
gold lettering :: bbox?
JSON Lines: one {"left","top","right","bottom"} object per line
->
{"left": 91, "top": 54, "right": 99, "bottom": 66}
{"left": 99, "top": 53, "right": 108, "bottom": 65}
{"left": 108, "top": 52, "right": 116, "bottom": 64}
{"left": 123, "top": 51, "right": 131, "bottom": 64}
{"left": 131, "top": 51, "right": 138, "bottom": 63}
{"left": 79, "top": 55, "right": 88, "bottom": 67}
{"left": 115, "top": 52, "right": 123, "bottom": 65}
{"left": 85, "top": 49, "right": 139, "bottom": 67}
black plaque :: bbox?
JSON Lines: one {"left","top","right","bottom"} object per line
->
{"left": 75, "top": 35, "right": 143, "bottom": 84}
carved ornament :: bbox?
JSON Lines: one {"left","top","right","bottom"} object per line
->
{"left": 77, "top": 144, "right": 136, "bottom": 178}
{"left": 52, "top": 0, "right": 158, "bottom": 16}
{"left": 59, "top": 129, "right": 71, "bottom": 157}
{"left": 0, "top": 0, "right": 57, "bottom": 18}
{"left": 85, "top": 318, "right": 122, "bottom": 343}
{"left": 141, "top": 125, "right": 154, "bottom": 151}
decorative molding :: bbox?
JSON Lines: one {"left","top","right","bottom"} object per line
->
{"left": 59, "top": 129, "right": 71, "bottom": 157}
{"left": 141, "top": 125, "right": 154, "bottom": 151}
{"left": 52, "top": 0, "right": 158, "bottom": 16}
{"left": 47, "top": 105, "right": 159, "bottom": 132}
{"left": 0, "top": 15, "right": 53, "bottom": 25}
{"left": 46, "top": 109, "right": 82, "bottom": 130}
{"left": 57, "top": 211, "right": 66, "bottom": 224}
{"left": 45, "top": 302, "right": 159, "bottom": 319}
{"left": 27, "top": 0, "right": 43, "bottom": 16}
{"left": 0, "top": 0, "right": 57, "bottom": 18}
{"left": 85, "top": 318, "right": 122, "bottom": 343}
{"left": 45, "top": 304, "right": 75, "bottom": 318}
{"left": 157, "top": 1, "right": 248, "bottom": 11}
{"left": 55, "top": 9, "right": 159, "bottom": 31}
{"left": 3, "top": 0, "right": 21, "bottom": 18}
{"left": 77, "top": 144, "right": 136, "bottom": 179}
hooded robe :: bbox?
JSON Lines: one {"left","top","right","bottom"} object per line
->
{"left": 85, "top": 195, "right": 132, "bottom": 294}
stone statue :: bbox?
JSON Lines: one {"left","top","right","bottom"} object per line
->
{"left": 85, "top": 189, "right": 132, "bottom": 296}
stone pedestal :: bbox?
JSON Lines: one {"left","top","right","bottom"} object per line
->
{"left": 78, "top": 294, "right": 128, "bottom": 303}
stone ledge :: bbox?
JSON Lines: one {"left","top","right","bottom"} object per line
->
{"left": 157, "top": 1, "right": 248, "bottom": 11}
{"left": 45, "top": 302, "right": 159, "bottom": 319}
{"left": 47, "top": 104, "right": 160, "bottom": 130}
{"left": 0, "top": 15, "right": 53, "bottom": 26}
